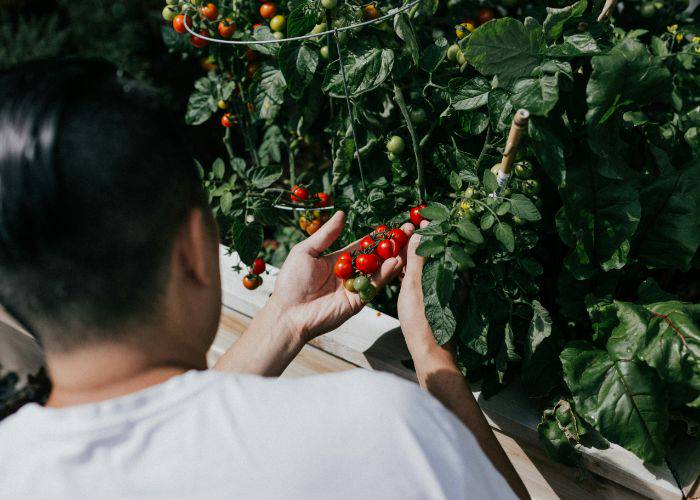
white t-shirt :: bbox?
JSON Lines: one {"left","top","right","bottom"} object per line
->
{"left": 0, "top": 369, "right": 515, "bottom": 499}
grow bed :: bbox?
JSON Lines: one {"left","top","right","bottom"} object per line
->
{"left": 216, "top": 246, "right": 700, "bottom": 499}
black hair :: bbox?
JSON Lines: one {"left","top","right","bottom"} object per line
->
{"left": 0, "top": 59, "right": 206, "bottom": 351}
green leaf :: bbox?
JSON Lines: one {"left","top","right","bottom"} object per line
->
{"left": 185, "top": 76, "right": 218, "bottom": 126}
{"left": 286, "top": 5, "right": 318, "bottom": 38}
{"left": 254, "top": 63, "right": 287, "bottom": 120}
{"left": 538, "top": 401, "right": 582, "bottom": 466}
{"left": 448, "top": 77, "right": 491, "bottom": 111}
{"left": 561, "top": 342, "right": 669, "bottom": 464}
{"left": 455, "top": 219, "right": 484, "bottom": 244}
{"left": 464, "top": 18, "right": 545, "bottom": 84}
{"left": 449, "top": 171, "right": 462, "bottom": 190}
{"left": 586, "top": 39, "right": 672, "bottom": 127}
{"left": 249, "top": 165, "right": 282, "bottom": 189}
{"left": 212, "top": 158, "right": 225, "bottom": 180}
{"left": 508, "top": 194, "right": 541, "bottom": 221}
{"left": 511, "top": 74, "right": 559, "bottom": 116}
{"left": 257, "top": 125, "right": 285, "bottom": 165}
{"left": 419, "top": 37, "right": 448, "bottom": 73}
{"left": 445, "top": 246, "right": 475, "bottom": 270}
{"left": 543, "top": 0, "right": 587, "bottom": 40}
{"left": 231, "top": 221, "right": 264, "bottom": 266}
{"left": 480, "top": 213, "right": 495, "bottom": 230}
{"left": 250, "top": 27, "right": 281, "bottom": 56}
{"left": 220, "top": 192, "right": 233, "bottom": 215}
{"left": 528, "top": 115, "right": 567, "bottom": 186}
{"left": 482, "top": 169, "right": 498, "bottom": 193}
{"left": 423, "top": 260, "right": 456, "bottom": 344}
{"left": 394, "top": 13, "right": 419, "bottom": 65}
{"left": 494, "top": 222, "right": 515, "bottom": 252}
{"left": 420, "top": 202, "right": 450, "bottom": 222}
{"left": 323, "top": 42, "right": 394, "bottom": 98}
{"left": 278, "top": 44, "right": 319, "bottom": 99}
{"left": 416, "top": 238, "right": 445, "bottom": 257}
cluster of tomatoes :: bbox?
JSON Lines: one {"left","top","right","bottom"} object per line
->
{"left": 290, "top": 186, "right": 333, "bottom": 235}
{"left": 333, "top": 225, "right": 410, "bottom": 302}
{"left": 165, "top": 0, "right": 237, "bottom": 48}
{"left": 446, "top": 6, "right": 496, "bottom": 67}
{"left": 256, "top": 2, "right": 287, "bottom": 39}
{"left": 242, "top": 258, "right": 266, "bottom": 290}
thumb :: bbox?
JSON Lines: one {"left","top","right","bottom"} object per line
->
{"left": 404, "top": 219, "right": 428, "bottom": 282}
{"left": 298, "top": 211, "right": 345, "bottom": 257}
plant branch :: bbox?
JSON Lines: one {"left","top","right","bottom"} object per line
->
{"left": 393, "top": 82, "right": 426, "bottom": 203}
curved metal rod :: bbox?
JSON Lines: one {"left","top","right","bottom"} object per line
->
{"left": 183, "top": 0, "right": 421, "bottom": 45}
{"left": 273, "top": 204, "right": 336, "bottom": 211}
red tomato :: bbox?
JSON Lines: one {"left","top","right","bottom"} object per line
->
{"left": 334, "top": 259, "right": 353, "bottom": 279}
{"left": 259, "top": 2, "right": 277, "bottom": 19}
{"left": 173, "top": 14, "right": 191, "bottom": 34}
{"left": 251, "top": 258, "right": 266, "bottom": 275}
{"left": 200, "top": 3, "right": 219, "bottom": 20}
{"left": 476, "top": 7, "right": 495, "bottom": 25}
{"left": 409, "top": 204, "right": 427, "bottom": 226}
{"left": 290, "top": 185, "right": 309, "bottom": 202}
{"left": 190, "top": 30, "right": 209, "bottom": 48}
{"left": 242, "top": 274, "right": 262, "bottom": 290}
{"left": 221, "top": 113, "right": 235, "bottom": 127}
{"left": 218, "top": 19, "right": 236, "bottom": 38}
{"left": 389, "top": 228, "right": 409, "bottom": 250}
{"left": 338, "top": 251, "right": 353, "bottom": 263}
{"left": 376, "top": 239, "right": 397, "bottom": 260}
{"left": 314, "top": 192, "right": 330, "bottom": 207}
{"left": 362, "top": 4, "right": 380, "bottom": 20}
{"left": 355, "top": 253, "right": 380, "bottom": 274}
{"left": 359, "top": 235, "right": 375, "bottom": 251}
{"left": 373, "top": 224, "right": 388, "bottom": 234}
{"left": 246, "top": 48, "right": 257, "bottom": 61}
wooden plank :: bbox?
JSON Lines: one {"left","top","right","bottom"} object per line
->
{"left": 219, "top": 246, "right": 688, "bottom": 499}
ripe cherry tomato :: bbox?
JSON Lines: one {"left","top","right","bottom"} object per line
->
{"left": 338, "top": 251, "right": 353, "bottom": 263}
{"left": 173, "top": 14, "right": 191, "bottom": 34}
{"left": 476, "top": 7, "right": 495, "bottom": 25}
{"left": 251, "top": 258, "right": 266, "bottom": 275}
{"left": 362, "top": 4, "right": 380, "bottom": 20}
{"left": 246, "top": 62, "right": 259, "bottom": 79}
{"left": 190, "top": 30, "right": 209, "bottom": 48}
{"left": 373, "top": 224, "right": 389, "bottom": 234}
{"left": 306, "top": 219, "right": 321, "bottom": 234}
{"left": 334, "top": 259, "right": 354, "bottom": 279}
{"left": 314, "top": 192, "right": 330, "bottom": 207}
{"left": 200, "top": 3, "right": 219, "bottom": 21}
{"left": 410, "top": 204, "right": 426, "bottom": 226}
{"left": 269, "top": 14, "right": 285, "bottom": 32}
{"left": 388, "top": 228, "right": 409, "bottom": 250}
{"left": 376, "top": 239, "right": 397, "bottom": 260}
{"left": 291, "top": 185, "right": 309, "bottom": 202}
{"left": 246, "top": 48, "right": 257, "bottom": 62}
{"left": 218, "top": 19, "right": 236, "bottom": 38}
{"left": 243, "top": 274, "right": 262, "bottom": 290}
{"left": 355, "top": 253, "right": 380, "bottom": 274}
{"left": 221, "top": 113, "right": 235, "bottom": 127}
{"left": 359, "top": 235, "right": 375, "bottom": 251}
{"left": 260, "top": 2, "right": 277, "bottom": 19}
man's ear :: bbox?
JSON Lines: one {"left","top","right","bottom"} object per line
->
{"left": 175, "top": 207, "right": 217, "bottom": 287}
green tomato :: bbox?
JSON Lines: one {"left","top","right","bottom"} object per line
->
{"left": 491, "top": 163, "right": 502, "bottom": 175}
{"left": 359, "top": 284, "right": 377, "bottom": 302}
{"left": 344, "top": 278, "right": 356, "bottom": 293}
{"left": 353, "top": 275, "right": 371, "bottom": 293}
{"left": 446, "top": 44, "right": 460, "bottom": 62}
{"left": 522, "top": 179, "right": 540, "bottom": 195}
{"left": 502, "top": 188, "right": 512, "bottom": 197}
{"left": 321, "top": 0, "right": 338, "bottom": 8}
{"left": 640, "top": 2, "right": 656, "bottom": 17}
{"left": 320, "top": 45, "right": 329, "bottom": 60}
{"left": 512, "top": 215, "right": 526, "bottom": 226}
{"left": 166, "top": 0, "right": 178, "bottom": 5}
{"left": 456, "top": 51, "right": 467, "bottom": 66}
{"left": 273, "top": 31, "right": 284, "bottom": 39}
{"left": 514, "top": 160, "right": 534, "bottom": 179}
{"left": 162, "top": 5, "right": 178, "bottom": 21}
{"left": 387, "top": 152, "right": 397, "bottom": 161}
{"left": 386, "top": 135, "right": 405, "bottom": 155}
{"left": 270, "top": 15, "right": 286, "bottom": 32}
{"left": 463, "top": 186, "right": 475, "bottom": 199}
{"left": 310, "top": 23, "right": 326, "bottom": 35}
{"left": 409, "top": 108, "right": 427, "bottom": 124}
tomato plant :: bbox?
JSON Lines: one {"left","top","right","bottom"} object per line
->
{"left": 166, "top": 0, "right": 700, "bottom": 468}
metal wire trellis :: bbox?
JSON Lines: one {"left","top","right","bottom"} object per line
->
{"left": 184, "top": 0, "right": 424, "bottom": 210}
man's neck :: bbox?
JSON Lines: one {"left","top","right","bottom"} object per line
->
{"left": 45, "top": 341, "right": 206, "bottom": 408}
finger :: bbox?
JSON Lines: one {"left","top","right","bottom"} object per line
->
{"left": 297, "top": 211, "right": 345, "bottom": 258}
{"left": 404, "top": 220, "right": 428, "bottom": 282}
{"left": 372, "top": 255, "right": 405, "bottom": 289}
{"left": 396, "top": 222, "right": 415, "bottom": 266}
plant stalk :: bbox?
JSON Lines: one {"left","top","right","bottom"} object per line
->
{"left": 393, "top": 82, "right": 426, "bottom": 203}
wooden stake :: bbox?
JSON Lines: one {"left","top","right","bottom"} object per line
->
{"left": 499, "top": 109, "right": 530, "bottom": 175}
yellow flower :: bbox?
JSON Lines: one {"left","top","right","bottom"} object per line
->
{"left": 676, "top": 33, "right": 684, "bottom": 43}
{"left": 695, "top": 46, "right": 700, "bottom": 54}
{"left": 667, "top": 24, "right": 678, "bottom": 33}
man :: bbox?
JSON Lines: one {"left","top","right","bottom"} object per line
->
{"left": 0, "top": 60, "right": 527, "bottom": 499}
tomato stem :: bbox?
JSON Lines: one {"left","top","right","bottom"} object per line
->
{"left": 393, "top": 82, "right": 425, "bottom": 204}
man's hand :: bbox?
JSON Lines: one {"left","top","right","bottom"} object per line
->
{"left": 271, "top": 211, "right": 414, "bottom": 342}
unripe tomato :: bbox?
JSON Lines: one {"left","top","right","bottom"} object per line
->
{"left": 476, "top": 7, "right": 495, "bottom": 25}
{"left": 410, "top": 108, "right": 427, "bottom": 124}
{"left": 410, "top": 204, "right": 426, "bottom": 226}
{"left": 270, "top": 14, "right": 285, "bottom": 31}
{"left": 388, "top": 228, "right": 408, "bottom": 249}
{"left": 386, "top": 135, "right": 405, "bottom": 155}
{"left": 359, "top": 235, "right": 375, "bottom": 251}
{"left": 491, "top": 163, "right": 502, "bottom": 175}
{"left": 344, "top": 278, "right": 357, "bottom": 292}
{"left": 456, "top": 51, "right": 467, "bottom": 66}
{"left": 221, "top": 113, "right": 235, "bottom": 127}
{"left": 190, "top": 30, "right": 209, "bottom": 48}
{"left": 273, "top": 31, "right": 284, "bottom": 39}
{"left": 166, "top": 0, "right": 178, "bottom": 5}
{"left": 310, "top": 23, "right": 326, "bottom": 35}
{"left": 353, "top": 275, "right": 371, "bottom": 292}
{"left": 512, "top": 215, "right": 526, "bottom": 226}
{"left": 640, "top": 2, "right": 655, "bottom": 17}
{"left": 314, "top": 192, "right": 330, "bottom": 207}
{"left": 463, "top": 186, "right": 475, "bottom": 198}
{"left": 387, "top": 153, "right": 397, "bottom": 161}
{"left": 522, "top": 179, "right": 540, "bottom": 195}
{"left": 200, "top": 3, "right": 219, "bottom": 21}
{"left": 217, "top": 100, "right": 228, "bottom": 109}
{"left": 334, "top": 259, "right": 354, "bottom": 279}
{"left": 446, "top": 44, "right": 460, "bottom": 62}
{"left": 218, "top": 19, "right": 236, "bottom": 38}
{"left": 514, "top": 160, "right": 534, "bottom": 179}
{"left": 320, "top": 46, "right": 330, "bottom": 60}
{"left": 243, "top": 274, "right": 262, "bottom": 290}
{"left": 455, "top": 20, "right": 475, "bottom": 39}
{"left": 359, "top": 284, "right": 377, "bottom": 302}
{"left": 163, "top": 6, "right": 178, "bottom": 22}
{"left": 291, "top": 185, "right": 309, "bottom": 202}
{"left": 251, "top": 258, "right": 266, "bottom": 275}
{"left": 321, "top": 0, "right": 338, "bottom": 9}
{"left": 377, "top": 239, "right": 397, "bottom": 260}
{"left": 362, "top": 4, "right": 380, "bottom": 20}
{"left": 173, "top": 14, "right": 191, "bottom": 34}
{"left": 355, "top": 253, "right": 380, "bottom": 274}
{"left": 260, "top": 2, "right": 277, "bottom": 19}
{"left": 306, "top": 219, "right": 322, "bottom": 234}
